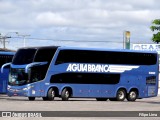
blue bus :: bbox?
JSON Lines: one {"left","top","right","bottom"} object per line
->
{"left": 0, "top": 51, "right": 14, "bottom": 93}
{"left": 1, "top": 46, "right": 159, "bottom": 101}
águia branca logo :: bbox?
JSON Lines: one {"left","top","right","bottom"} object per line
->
{"left": 66, "top": 64, "right": 139, "bottom": 73}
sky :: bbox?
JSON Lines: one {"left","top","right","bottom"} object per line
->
{"left": 0, "top": 0, "right": 160, "bottom": 50}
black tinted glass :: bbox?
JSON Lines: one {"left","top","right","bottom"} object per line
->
{"left": 12, "top": 49, "right": 36, "bottom": 65}
{"left": 55, "top": 50, "right": 157, "bottom": 65}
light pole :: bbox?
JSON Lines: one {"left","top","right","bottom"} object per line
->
{"left": 18, "top": 34, "right": 30, "bottom": 47}
{"left": 0, "top": 32, "right": 18, "bottom": 49}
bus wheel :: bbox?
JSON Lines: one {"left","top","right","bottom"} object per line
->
{"left": 42, "top": 97, "right": 48, "bottom": 101}
{"left": 116, "top": 89, "right": 126, "bottom": 101}
{"left": 127, "top": 90, "right": 137, "bottom": 101}
{"left": 96, "top": 98, "right": 108, "bottom": 101}
{"left": 61, "top": 88, "right": 70, "bottom": 101}
{"left": 28, "top": 97, "right": 35, "bottom": 101}
{"left": 47, "top": 88, "right": 55, "bottom": 101}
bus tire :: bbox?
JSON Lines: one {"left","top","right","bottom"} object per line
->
{"left": 61, "top": 88, "right": 70, "bottom": 101}
{"left": 28, "top": 97, "right": 35, "bottom": 101}
{"left": 116, "top": 89, "right": 126, "bottom": 101}
{"left": 127, "top": 90, "right": 138, "bottom": 101}
{"left": 96, "top": 98, "right": 108, "bottom": 101}
{"left": 47, "top": 88, "right": 55, "bottom": 101}
{"left": 42, "top": 97, "right": 48, "bottom": 101}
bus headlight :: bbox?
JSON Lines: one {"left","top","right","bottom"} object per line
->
{"left": 7, "top": 85, "right": 11, "bottom": 90}
{"left": 23, "top": 86, "right": 33, "bottom": 90}
{"left": 23, "top": 88, "right": 28, "bottom": 91}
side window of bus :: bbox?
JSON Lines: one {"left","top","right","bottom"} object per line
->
{"left": 55, "top": 50, "right": 157, "bottom": 65}
{"left": 30, "top": 48, "right": 57, "bottom": 82}
{"left": 55, "top": 50, "right": 93, "bottom": 65}
{"left": 55, "top": 50, "right": 67, "bottom": 65}
{"left": 51, "top": 73, "right": 120, "bottom": 84}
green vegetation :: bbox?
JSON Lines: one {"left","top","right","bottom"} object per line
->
{"left": 150, "top": 19, "right": 160, "bottom": 43}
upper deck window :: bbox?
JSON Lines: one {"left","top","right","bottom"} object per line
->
{"left": 55, "top": 50, "right": 157, "bottom": 65}
{"left": 12, "top": 49, "right": 36, "bottom": 65}
{"left": 34, "top": 47, "right": 57, "bottom": 63}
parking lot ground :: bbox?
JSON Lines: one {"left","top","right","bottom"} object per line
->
{"left": 0, "top": 94, "right": 160, "bottom": 120}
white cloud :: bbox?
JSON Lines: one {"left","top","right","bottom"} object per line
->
{"left": 1, "top": 0, "right": 160, "bottom": 50}
{"left": 36, "top": 12, "right": 72, "bottom": 27}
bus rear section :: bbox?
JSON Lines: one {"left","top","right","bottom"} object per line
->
{"left": 0, "top": 52, "right": 14, "bottom": 94}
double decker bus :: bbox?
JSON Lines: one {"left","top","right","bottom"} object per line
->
{"left": 0, "top": 51, "right": 14, "bottom": 93}
{"left": 1, "top": 46, "right": 159, "bottom": 101}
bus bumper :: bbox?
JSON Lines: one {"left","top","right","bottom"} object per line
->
{"left": 7, "top": 85, "right": 32, "bottom": 97}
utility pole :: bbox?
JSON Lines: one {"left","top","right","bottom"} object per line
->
{"left": 18, "top": 34, "right": 30, "bottom": 47}
{"left": 0, "top": 34, "right": 11, "bottom": 49}
{"left": 3, "top": 36, "right": 11, "bottom": 49}
{"left": 0, "top": 32, "right": 18, "bottom": 49}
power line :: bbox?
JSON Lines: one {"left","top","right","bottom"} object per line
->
{"left": 11, "top": 37, "right": 123, "bottom": 43}
{"left": 0, "top": 32, "right": 18, "bottom": 49}
{"left": 11, "top": 36, "right": 148, "bottom": 44}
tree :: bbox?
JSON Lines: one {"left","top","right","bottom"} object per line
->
{"left": 150, "top": 19, "right": 160, "bottom": 43}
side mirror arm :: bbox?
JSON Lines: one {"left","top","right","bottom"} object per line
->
{"left": 25, "top": 62, "right": 48, "bottom": 73}
{"left": 1, "top": 62, "right": 11, "bottom": 73}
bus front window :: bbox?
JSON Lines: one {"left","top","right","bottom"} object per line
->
{"left": 9, "top": 68, "right": 29, "bottom": 86}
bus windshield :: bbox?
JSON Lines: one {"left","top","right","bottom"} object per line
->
{"left": 9, "top": 66, "right": 46, "bottom": 86}
{"left": 12, "top": 49, "right": 36, "bottom": 65}
{"left": 9, "top": 68, "right": 29, "bottom": 86}
{"left": 9, "top": 47, "right": 58, "bottom": 86}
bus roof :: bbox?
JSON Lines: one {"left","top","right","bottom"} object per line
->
{"left": 18, "top": 46, "right": 59, "bottom": 50}
{"left": 17, "top": 46, "right": 158, "bottom": 54}
{"left": 0, "top": 51, "right": 15, "bottom": 55}
{"left": 58, "top": 46, "right": 158, "bottom": 54}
